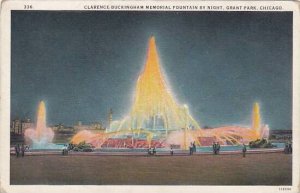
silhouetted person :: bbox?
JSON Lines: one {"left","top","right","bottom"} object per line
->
{"left": 189, "top": 143, "right": 193, "bottom": 155}
{"left": 21, "top": 144, "right": 25, "bottom": 157}
{"left": 193, "top": 141, "right": 196, "bottom": 153}
{"left": 288, "top": 143, "right": 292, "bottom": 154}
{"left": 153, "top": 147, "right": 156, "bottom": 155}
{"left": 62, "top": 146, "right": 68, "bottom": 155}
{"left": 242, "top": 144, "right": 247, "bottom": 158}
{"left": 212, "top": 142, "right": 216, "bottom": 155}
{"left": 216, "top": 142, "right": 220, "bottom": 154}
{"left": 15, "top": 145, "right": 19, "bottom": 158}
{"left": 284, "top": 143, "right": 289, "bottom": 154}
{"left": 170, "top": 147, "right": 174, "bottom": 156}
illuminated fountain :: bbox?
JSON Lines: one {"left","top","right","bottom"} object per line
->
{"left": 252, "top": 102, "right": 269, "bottom": 139}
{"left": 72, "top": 36, "right": 200, "bottom": 148}
{"left": 167, "top": 102, "right": 270, "bottom": 147}
{"left": 24, "top": 101, "right": 63, "bottom": 149}
{"left": 72, "top": 36, "right": 269, "bottom": 149}
{"left": 105, "top": 36, "right": 200, "bottom": 142}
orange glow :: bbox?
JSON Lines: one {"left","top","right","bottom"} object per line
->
{"left": 71, "top": 130, "right": 107, "bottom": 147}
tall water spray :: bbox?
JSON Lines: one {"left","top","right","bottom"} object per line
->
{"left": 24, "top": 101, "right": 59, "bottom": 149}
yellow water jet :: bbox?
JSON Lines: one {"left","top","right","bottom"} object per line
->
{"left": 114, "top": 36, "right": 201, "bottom": 134}
{"left": 252, "top": 102, "right": 261, "bottom": 138}
{"left": 36, "top": 100, "right": 47, "bottom": 140}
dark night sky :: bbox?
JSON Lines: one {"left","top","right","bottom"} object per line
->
{"left": 11, "top": 11, "right": 292, "bottom": 129}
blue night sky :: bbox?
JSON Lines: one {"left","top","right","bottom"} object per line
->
{"left": 11, "top": 11, "right": 292, "bottom": 129}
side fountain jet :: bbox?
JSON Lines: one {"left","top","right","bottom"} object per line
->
{"left": 24, "top": 101, "right": 60, "bottom": 149}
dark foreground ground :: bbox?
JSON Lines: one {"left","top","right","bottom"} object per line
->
{"left": 10, "top": 153, "right": 292, "bottom": 185}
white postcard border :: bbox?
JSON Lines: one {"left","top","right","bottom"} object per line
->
{"left": 1, "top": 1, "right": 299, "bottom": 193}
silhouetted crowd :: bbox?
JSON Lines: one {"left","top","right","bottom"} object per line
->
{"left": 62, "top": 144, "right": 69, "bottom": 155}
{"left": 284, "top": 142, "right": 292, "bottom": 154}
{"left": 14, "top": 144, "right": 28, "bottom": 158}
{"left": 147, "top": 147, "right": 157, "bottom": 156}
{"left": 15, "top": 140, "right": 292, "bottom": 158}
{"left": 212, "top": 142, "right": 220, "bottom": 155}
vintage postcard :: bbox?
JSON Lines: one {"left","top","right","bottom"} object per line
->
{"left": 0, "top": 0, "right": 299, "bottom": 193}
